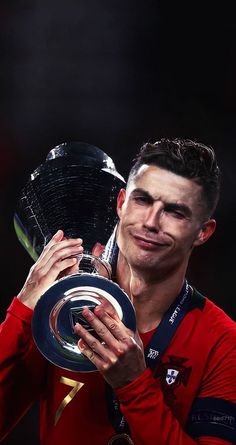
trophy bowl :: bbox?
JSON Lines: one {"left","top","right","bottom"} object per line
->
{"left": 14, "top": 141, "right": 126, "bottom": 261}
{"left": 14, "top": 141, "right": 136, "bottom": 372}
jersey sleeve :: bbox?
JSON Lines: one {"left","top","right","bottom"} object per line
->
{"left": 186, "top": 324, "right": 236, "bottom": 444}
{"left": 0, "top": 297, "right": 47, "bottom": 441}
{"left": 116, "top": 365, "right": 235, "bottom": 445}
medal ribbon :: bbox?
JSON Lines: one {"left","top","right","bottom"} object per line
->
{"left": 106, "top": 279, "right": 192, "bottom": 434}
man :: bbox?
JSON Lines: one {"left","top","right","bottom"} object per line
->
{"left": 0, "top": 138, "right": 235, "bottom": 445}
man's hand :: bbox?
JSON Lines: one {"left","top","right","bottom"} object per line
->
{"left": 17, "top": 230, "right": 83, "bottom": 309}
{"left": 74, "top": 305, "right": 146, "bottom": 388}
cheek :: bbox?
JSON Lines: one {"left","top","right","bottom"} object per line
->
{"left": 119, "top": 207, "right": 135, "bottom": 227}
{"left": 160, "top": 216, "right": 182, "bottom": 237}
{"left": 116, "top": 215, "right": 134, "bottom": 251}
{"left": 175, "top": 230, "right": 200, "bottom": 252}
{"left": 124, "top": 204, "right": 146, "bottom": 224}
{"left": 116, "top": 221, "right": 126, "bottom": 249}
{"left": 118, "top": 218, "right": 129, "bottom": 242}
{"left": 163, "top": 219, "right": 199, "bottom": 246}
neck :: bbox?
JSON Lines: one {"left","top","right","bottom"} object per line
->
{"left": 116, "top": 253, "right": 187, "bottom": 333}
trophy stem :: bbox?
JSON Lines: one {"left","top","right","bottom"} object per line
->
{"left": 74, "top": 252, "right": 112, "bottom": 279}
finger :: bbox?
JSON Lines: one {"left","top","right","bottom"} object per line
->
{"left": 36, "top": 251, "right": 82, "bottom": 285}
{"left": 38, "top": 230, "right": 64, "bottom": 260}
{"left": 36, "top": 238, "right": 84, "bottom": 271}
{"left": 27, "top": 237, "right": 84, "bottom": 299}
{"left": 42, "top": 257, "right": 79, "bottom": 284}
{"left": 97, "top": 300, "right": 120, "bottom": 322}
{"left": 46, "top": 236, "right": 83, "bottom": 259}
{"left": 27, "top": 256, "right": 78, "bottom": 296}
{"left": 94, "top": 305, "right": 134, "bottom": 341}
{"left": 80, "top": 308, "right": 134, "bottom": 355}
{"left": 60, "top": 261, "right": 80, "bottom": 277}
{"left": 92, "top": 242, "right": 105, "bottom": 257}
{"left": 75, "top": 325, "right": 118, "bottom": 368}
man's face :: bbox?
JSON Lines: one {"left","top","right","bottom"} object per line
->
{"left": 116, "top": 164, "right": 215, "bottom": 276}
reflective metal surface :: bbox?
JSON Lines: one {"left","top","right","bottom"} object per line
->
{"left": 14, "top": 141, "right": 126, "bottom": 261}
{"left": 32, "top": 273, "right": 136, "bottom": 372}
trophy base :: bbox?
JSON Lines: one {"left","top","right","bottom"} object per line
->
{"left": 32, "top": 273, "right": 136, "bottom": 372}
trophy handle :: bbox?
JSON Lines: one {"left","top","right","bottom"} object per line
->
{"left": 73, "top": 252, "right": 112, "bottom": 279}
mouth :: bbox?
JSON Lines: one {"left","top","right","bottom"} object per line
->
{"left": 133, "top": 234, "right": 168, "bottom": 248}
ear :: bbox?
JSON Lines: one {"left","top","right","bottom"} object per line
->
{"left": 193, "top": 219, "right": 216, "bottom": 247}
{"left": 117, "top": 188, "right": 126, "bottom": 218}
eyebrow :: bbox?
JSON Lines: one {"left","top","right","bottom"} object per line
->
{"left": 131, "top": 188, "right": 192, "bottom": 218}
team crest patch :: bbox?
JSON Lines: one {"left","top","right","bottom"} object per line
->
{"left": 154, "top": 355, "right": 192, "bottom": 399}
{"left": 166, "top": 368, "right": 179, "bottom": 385}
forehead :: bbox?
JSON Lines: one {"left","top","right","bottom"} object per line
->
{"left": 128, "top": 164, "right": 203, "bottom": 205}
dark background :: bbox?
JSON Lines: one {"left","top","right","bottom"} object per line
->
{"left": 1, "top": 1, "right": 236, "bottom": 444}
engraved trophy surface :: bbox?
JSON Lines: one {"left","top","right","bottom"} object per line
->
{"left": 14, "top": 142, "right": 136, "bottom": 372}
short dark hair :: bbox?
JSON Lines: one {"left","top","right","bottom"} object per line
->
{"left": 128, "top": 138, "right": 221, "bottom": 218}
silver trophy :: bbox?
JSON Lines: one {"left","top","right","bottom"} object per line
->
{"left": 14, "top": 142, "right": 136, "bottom": 372}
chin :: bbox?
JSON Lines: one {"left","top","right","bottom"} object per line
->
{"left": 128, "top": 255, "right": 158, "bottom": 271}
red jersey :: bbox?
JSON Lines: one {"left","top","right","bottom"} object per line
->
{"left": 0, "top": 289, "right": 235, "bottom": 445}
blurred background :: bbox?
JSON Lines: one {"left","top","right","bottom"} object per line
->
{"left": 0, "top": 1, "right": 236, "bottom": 444}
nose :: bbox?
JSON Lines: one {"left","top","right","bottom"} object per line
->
{"left": 143, "top": 203, "right": 162, "bottom": 232}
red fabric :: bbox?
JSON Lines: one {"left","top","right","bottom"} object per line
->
{"left": 0, "top": 298, "right": 46, "bottom": 439}
{"left": 0, "top": 295, "right": 235, "bottom": 445}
